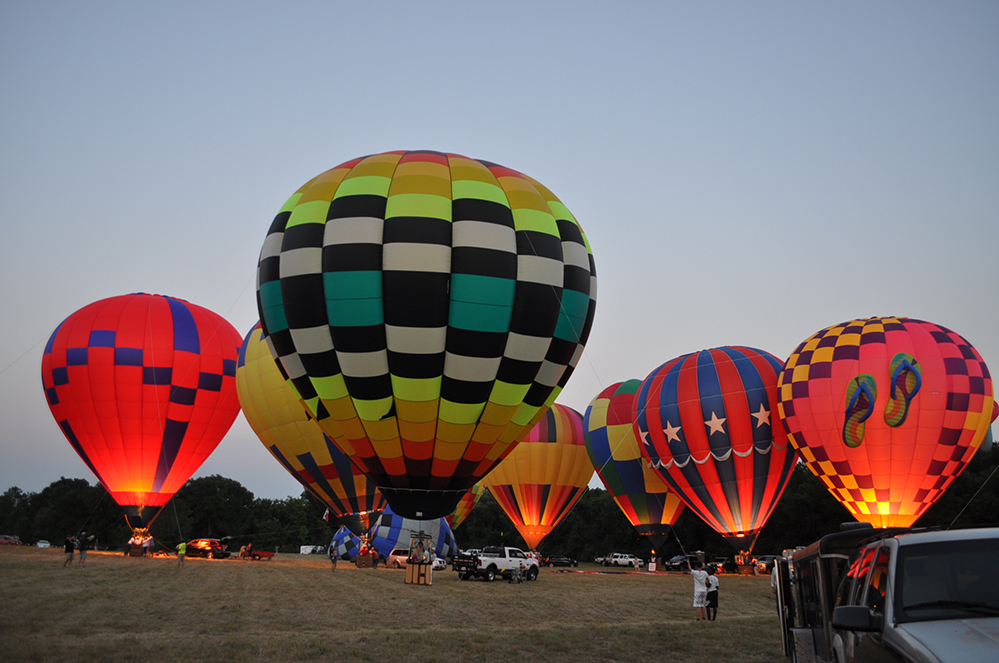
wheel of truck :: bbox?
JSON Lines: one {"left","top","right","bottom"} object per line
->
{"left": 548, "top": 562, "right": 554, "bottom": 567}
{"left": 392, "top": 560, "right": 400, "bottom": 569}
{"left": 484, "top": 567, "right": 496, "bottom": 582}
{"left": 207, "top": 552, "right": 214, "bottom": 560}
{"left": 527, "top": 566, "right": 539, "bottom": 581}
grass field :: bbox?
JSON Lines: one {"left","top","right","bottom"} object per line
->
{"left": 1, "top": 546, "right": 787, "bottom": 663}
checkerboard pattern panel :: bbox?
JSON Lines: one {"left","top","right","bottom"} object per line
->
{"left": 777, "top": 317, "right": 994, "bottom": 527}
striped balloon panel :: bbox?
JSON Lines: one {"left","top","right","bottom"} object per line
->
{"left": 634, "top": 347, "right": 796, "bottom": 541}
{"left": 778, "top": 317, "right": 994, "bottom": 528}
{"left": 584, "top": 380, "right": 685, "bottom": 533}
{"left": 446, "top": 483, "right": 484, "bottom": 529}
{"left": 255, "top": 151, "right": 596, "bottom": 519}
{"left": 235, "top": 322, "right": 385, "bottom": 518}
{"left": 479, "top": 404, "right": 593, "bottom": 550}
{"left": 41, "top": 293, "right": 242, "bottom": 527}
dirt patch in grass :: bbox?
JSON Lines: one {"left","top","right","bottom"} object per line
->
{"left": 1, "top": 547, "right": 786, "bottom": 663}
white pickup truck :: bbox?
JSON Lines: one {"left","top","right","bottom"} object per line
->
{"left": 453, "top": 546, "right": 540, "bottom": 582}
{"left": 595, "top": 552, "right": 644, "bottom": 568}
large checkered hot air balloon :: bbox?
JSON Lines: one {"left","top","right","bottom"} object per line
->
{"left": 480, "top": 404, "right": 593, "bottom": 550}
{"left": 256, "top": 151, "right": 597, "bottom": 519}
{"left": 777, "top": 317, "right": 995, "bottom": 528}
{"left": 41, "top": 293, "right": 243, "bottom": 532}
{"left": 584, "top": 380, "right": 684, "bottom": 552}
{"left": 635, "top": 347, "right": 797, "bottom": 551}
{"left": 236, "top": 322, "right": 386, "bottom": 534}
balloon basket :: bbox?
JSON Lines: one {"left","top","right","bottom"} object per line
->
{"left": 405, "top": 563, "right": 433, "bottom": 585}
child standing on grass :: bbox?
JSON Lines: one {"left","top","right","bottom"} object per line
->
{"left": 706, "top": 567, "right": 719, "bottom": 621}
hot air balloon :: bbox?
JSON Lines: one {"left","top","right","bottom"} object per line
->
{"left": 255, "top": 150, "right": 597, "bottom": 519}
{"left": 40, "top": 293, "right": 243, "bottom": 532}
{"left": 584, "top": 380, "right": 685, "bottom": 552}
{"left": 368, "top": 505, "right": 456, "bottom": 561}
{"left": 777, "top": 317, "right": 995, "bottom": 528}
{"left": 635, "top": 347, "right": 797, "bottom": 551}
{"left": 479, "top": 404, "right": 593, "bottom": 550}
{"left": 236, "top": 322, "right": 385, "bottom": 534}
{"left": 446, "top": 483, "right": 484, "bottom": 530}
{"left": 329, "top": 525, "right": 362, "bottom": 561}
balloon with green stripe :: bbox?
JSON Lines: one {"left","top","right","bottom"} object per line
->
{"left": 256, "top": 150, "right": 597, "bottom": 519}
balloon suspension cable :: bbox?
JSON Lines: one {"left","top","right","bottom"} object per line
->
{"left": 223, "top": 270, "right": 256, "bottom": 319}
{"left": 946, "top": 460, "right": 999, "bottom": 530}
{"left": 0, "top": 333, "right": 48, "bottom": 379}
{"left": 170, "top": 495, "right": 184, "bottom": 544}
{"left": 671, "top": 525, "right": 693, "bottom": 562}
{"left": 75, "top": 485, "right": 109, "bottom": 538}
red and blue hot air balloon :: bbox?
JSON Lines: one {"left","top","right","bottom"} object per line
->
{"left": 41, "top": 293, "right": 243, "bottom": 532}
{"left": 634, "top": 347, "right": 797, "bottom": 551}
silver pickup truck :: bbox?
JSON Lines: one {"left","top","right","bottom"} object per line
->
{"left": 777, "top": 524, "right": 999, "bottom": 663}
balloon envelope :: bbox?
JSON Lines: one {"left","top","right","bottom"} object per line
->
{"left": 480, "top": 404, "right": 593, "bottom": 550}
{"left": 584, "top": 380, "right": 684, "bottom": 551}
{"left": 236, "top": 322, "right": 385, "bottom": 534}
{"left": 41, "top": 293, "right": 243, "bottom": 530}
{"left": 328, "top": 525, "right": 361, "bottom": 561}
{"left": 255, "top": 150, "right": 597, "bottom": 519}
{"left": 446, "top": 483, "right": 484, "bottom": 530}
{"left": 635, "top": 347, "right": 796, "bottom": 550}
{"left": 368, "top": 505, "right": 456, "bottom": 560}
{"left": 777, "top": 317, "right": 995, "bottom": 528}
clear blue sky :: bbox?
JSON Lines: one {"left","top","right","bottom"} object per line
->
{"left": 2, "top": 2, "right": 997, "bottom": 500}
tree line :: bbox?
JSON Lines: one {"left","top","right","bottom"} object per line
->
{"left": 2, "top": 448, "right": 996, "bottom": 560}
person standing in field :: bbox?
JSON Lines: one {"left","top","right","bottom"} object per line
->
{"left": 63, "top": 535, "right": 76, "bottom": 567}
{"left": 706, "top": 566, "right": 720, "bottom": 621}
{"left": 176, "top": 540, "right": 186, "bottom": 567}
{"left": 77, "top": 532, "right": 94, "bottom": 567}
{"left": 691, "top": 561, "right": 709, "bottom": 621}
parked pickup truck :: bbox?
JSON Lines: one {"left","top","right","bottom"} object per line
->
{"left": 776, "top": 524, "right": 999, "bottom": 663}
{"left": 453, "top": 546, "right": 540, "bottom": 582}
{"left": 595, "top": 552, "right": 644, "bottom": 568}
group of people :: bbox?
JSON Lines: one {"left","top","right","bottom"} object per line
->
{"left": 691, "top": 561, "right": 720, "bottom": 621}
{"left": 126, "top": 533, "right": 154, "bottom": 556}
{"left": 63, "top": 532, "right": 95, "bottom": 568}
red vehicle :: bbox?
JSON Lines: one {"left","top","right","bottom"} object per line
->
{"left": 0, "top": 535, "right": 22, "bottom": 545}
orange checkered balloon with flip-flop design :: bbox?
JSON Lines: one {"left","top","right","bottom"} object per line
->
{"left": 777, "top": 317, "right": 995, "bottom": 528}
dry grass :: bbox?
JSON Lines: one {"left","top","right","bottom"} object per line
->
{"left": 1, "top": 546, "right": 786, "bottom": 663}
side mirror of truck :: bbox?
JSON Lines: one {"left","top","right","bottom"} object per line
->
{"left": 832, "top": 605, "right": 884, "bottom": 632}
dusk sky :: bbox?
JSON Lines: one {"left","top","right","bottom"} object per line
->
{"left": 3, "top": 2, "right": 997, "bottom": 501}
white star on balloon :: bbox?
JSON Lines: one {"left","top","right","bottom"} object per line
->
{"left": 704, "top": 412, "right": 727, "bottom": 435}
{"left": 640, "top": 429, "right": 652, "bottom": 448}
{"left": 752, "top": 404, "right": 771, "bottom": 428}
{"left": 663, "top": 420, "right": 682, "bottom": 443}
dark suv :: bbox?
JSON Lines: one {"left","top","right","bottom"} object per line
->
{"left": 186, "top": 538, "right": 231, "bottom": 559}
